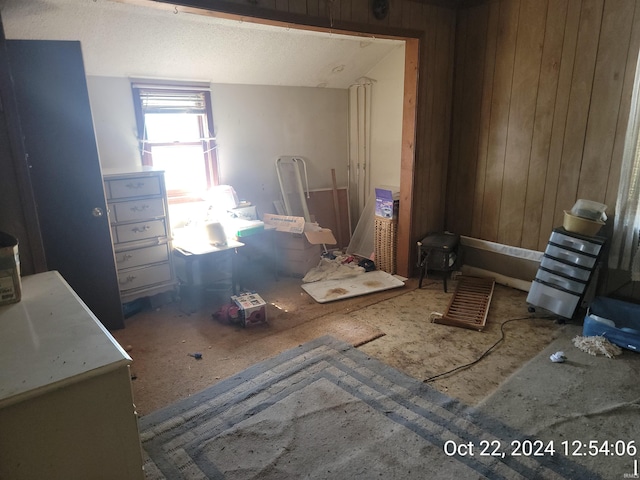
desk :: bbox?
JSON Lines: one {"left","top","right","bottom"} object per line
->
{"left": 173, "top": 237, "right": 244, "bottom": 313}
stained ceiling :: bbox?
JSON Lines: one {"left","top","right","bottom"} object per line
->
{"left": 1, "top": 0, "right": 405, "bottom": 88}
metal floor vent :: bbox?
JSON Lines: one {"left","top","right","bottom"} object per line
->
{"left": 433, "top": 276, "right": 495, "bottom": 331}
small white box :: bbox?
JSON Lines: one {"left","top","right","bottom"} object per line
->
{"left": 230, "top": 292, "right": 267, "bottom": 327}
{"left": 229, "top": 205, "right": 258, "bottom": 221}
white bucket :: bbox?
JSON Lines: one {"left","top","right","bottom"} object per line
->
{"left": 205, "top": 222, "right": 227, "bottom": 246}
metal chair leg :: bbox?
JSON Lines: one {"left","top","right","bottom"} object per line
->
{"left": 418, "top": 250, "right": 430, "bottom": 289}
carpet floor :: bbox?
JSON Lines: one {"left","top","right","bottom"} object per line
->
{"left": 116, "top": 267, "right": 640, "bottom": 479}
{"left": 113, "top": 272, "right": 417, "bottom": 414}
{"left": 477, "top": 323, "right": 640, "bottom": 479}
{"left": 139, "top": 336, "right": 600, "bottom": 480}
{"left": 113, "top": 274, "right": 562, "bottom": 414}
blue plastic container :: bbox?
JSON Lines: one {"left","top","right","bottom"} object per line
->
{"left": 583, "top": 297, "right": 640, "bottom": 352}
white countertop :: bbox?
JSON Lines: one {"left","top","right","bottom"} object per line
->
{"left": 0, "top": 271, "right": 131, "bottom": 409}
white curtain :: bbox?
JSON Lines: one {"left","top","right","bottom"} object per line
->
{"left": 348, "top": 78, "right": 373, "bottom": 225}
{"left": 609, "top": 50, "right": 640, "bottom": 281}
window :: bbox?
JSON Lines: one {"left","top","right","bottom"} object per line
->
{"left": 132, "top": 82, "right": 218, "bottom": 202}
{"left": 610, "top": 51, "right": 640, "bottom": 280}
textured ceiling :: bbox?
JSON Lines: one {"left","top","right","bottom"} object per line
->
{"left": 1, "top": 0, "right": 404, "bottom": 88}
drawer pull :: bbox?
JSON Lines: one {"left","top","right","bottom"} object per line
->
{"left": 547, "top": 277, "right": 568, "bottom": 288}
{"left": 125, "top": 182, "right": 145, "bottom": 189}
{"left": 132, "top": 225, "right": 151, "bottom": 233}
{"left": 119, "top": 253, "right": 134, "bottom": 262}
{"left": 130, "top": 204, "right": 150, "bottom": 212}
{"left": 556, "top": 251, "right": 573, "bottom": 261}
{"left": 562, "top": 239, "right": 580, "bottom": 248}
{"left": 119, "top": 275, "right": 136, "bottom": 285}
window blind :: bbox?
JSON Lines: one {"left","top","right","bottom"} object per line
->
{"left": 135, "top": 89, "right": 207, "bottom": 114}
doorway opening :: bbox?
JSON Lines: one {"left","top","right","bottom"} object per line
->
{"left": 120, "top": 0, "right": 419, "bottom": 276}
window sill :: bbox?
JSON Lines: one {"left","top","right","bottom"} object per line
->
{"left": 167, "top": 194, "right": 207, "bottom": 205}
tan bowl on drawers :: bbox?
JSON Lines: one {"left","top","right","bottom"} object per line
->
{"left": 563, "top": 211, "right": 604, "bottom": 237}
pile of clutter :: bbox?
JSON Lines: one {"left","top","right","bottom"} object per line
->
{"left": 302, "top": 252, "right": 375, "bottom": 283}
{"left": 572, "top": 335, "right": 622, "bottom": 358}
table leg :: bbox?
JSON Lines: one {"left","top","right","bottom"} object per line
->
{"left": 272, "top": 229, "right": 279, "bottom": 281}
{"left": 232, "top": 248, "right": 240, "bottom": 295}
{"left": 442, "top": 252, "right": 449, "bottom": 293}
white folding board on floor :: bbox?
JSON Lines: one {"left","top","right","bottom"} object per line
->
{"left": 301, "top": 270, "right": 404, "bottom": 303}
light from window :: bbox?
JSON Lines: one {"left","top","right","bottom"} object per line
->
{"left": 132, "top": 84, "right": 218, "bottom": 203}
{"left": 145, "top": 113, "right": 202, "bottom": 142}
{"left": 149, "top": 145, "right": 208, "bottom": 193}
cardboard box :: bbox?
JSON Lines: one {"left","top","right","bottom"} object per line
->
{"left": 263, "top": 213, "right": 305, "bottom": 234}
{"left": 273, "top": 231, "right": 314, "bottom": 251}
{"left": 230, "top": 292, "right": 267, "bottom": 327}
{"left": 263, "top": 213, "right": 337, "bottom": 245}
{"left": 280, "top": 257, "right": 321, "bottom": 276}
{"left": 375, "top": 187, "right": 399, "bottom": 219}
{"left": 264, "top": 213, "right": 336, "bottom": 276}
{"left": 273, "top": 231, "right": 322, "bottom": 276}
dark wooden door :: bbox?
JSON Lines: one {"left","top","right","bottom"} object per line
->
{"left": 6, "top": 40, "right": 124, "bottom": 330}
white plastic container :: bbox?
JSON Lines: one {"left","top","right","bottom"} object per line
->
{"left": 527, "top": 280, "right": 581, "bottom": 319}
{"left": 540, "top": 256, "right": 591, "bottom": 281}
{"left": 205, "top": 222, "right": 227, "bottom": 246}
{"left": 535, "top": 268, "right": 587, "bottom": 294}
{"left": 544, "top": 243, "right": 598, "bottom": 269}
{"left": 549, "top": 230, "right": 604, "bottom": 256}
{"left": 570, "top": 199, "right": 607, "bottom": 221}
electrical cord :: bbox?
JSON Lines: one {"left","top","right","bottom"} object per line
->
{"left": 423, "top": 314, "right": 556, "bottom": 383}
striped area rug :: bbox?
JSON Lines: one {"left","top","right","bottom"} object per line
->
{"left": 139, "top": 336, "right": 597, "bottom": 479}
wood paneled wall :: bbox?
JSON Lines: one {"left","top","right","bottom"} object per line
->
{"left": 0, "top": 25, "right": 47, "bottom": 275}
{"left": 137, "top": 0, "right": 458, "bottom": 277}
{"left": 448, "top": 0, "right": 640, "bottom": 253}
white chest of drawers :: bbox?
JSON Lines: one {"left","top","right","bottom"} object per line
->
{"left": 103, "top": 169, "right": 176, "bottom": 304}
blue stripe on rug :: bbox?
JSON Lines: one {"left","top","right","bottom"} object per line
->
{"left": 139, "top": 335, "right": 599, "bottom": 480}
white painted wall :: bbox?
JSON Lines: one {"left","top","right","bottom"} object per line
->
{"left": 366, "top": 45, "right": 405, "bottom": 190}
{"left": 211, "top": 84, "right": 348, "bottom": 216}
{"left": 87, "top": 76, "right": 140, "bottom": 170}
{"left": 86, "top": 45, "right": 402, "bottom": 228}
{"left": 4, "top": 0, "right": 404, "bottom": 233}
{"left": 87, "top": 77, "right": 348, "bottom": 220}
